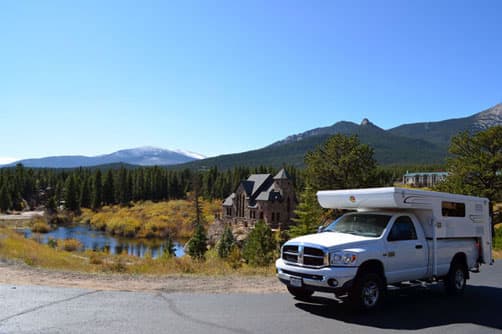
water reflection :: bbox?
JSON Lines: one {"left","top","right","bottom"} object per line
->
{"left": 22, "top": 225, "right": 185, "bottom": 258}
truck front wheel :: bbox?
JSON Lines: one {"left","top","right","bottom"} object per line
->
{"left": 349, "top": 272, "right": 384, "bottom": 311}
{"left": 444, "top": 260, "right": 467, "bottom": 295}
{"left": 286, "top": 286, "right": 314, "bottom": 300}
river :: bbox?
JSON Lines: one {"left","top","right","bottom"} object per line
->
{"left": 22, "top": 224, "right": 185, "bottom": 258}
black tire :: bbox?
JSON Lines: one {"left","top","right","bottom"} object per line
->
{"left": 444, "top": 260, "right": 467, "bottom": 296}
{"left": 349, "top": 272, "right": 385, "bottom": 311}
{"left": 287, "top": 286, "right": 314, "bottom": 300}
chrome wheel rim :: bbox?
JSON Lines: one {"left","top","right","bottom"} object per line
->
{"left": 362, "top": 281, "right": 379, "bottom": 307}
{"left": 454, "top": 269, "right": 465, "bottom": 290}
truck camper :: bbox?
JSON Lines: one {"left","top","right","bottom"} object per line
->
{"left": 276, "top": 187, "right": 493, "bottom": 310}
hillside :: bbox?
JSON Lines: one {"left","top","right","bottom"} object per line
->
{"left": 388, "top": 103, "right": 502, "bottom": 147}
{"left": 176, "top": 103, "right": 501, "bottom": 170}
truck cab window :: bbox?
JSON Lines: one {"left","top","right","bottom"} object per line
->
{"left": 387, "top": 216, "right": 417, "bottom": 241}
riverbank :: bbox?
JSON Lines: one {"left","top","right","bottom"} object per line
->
{"left": 0, "top": 226, "right": 275, "bottom": 275}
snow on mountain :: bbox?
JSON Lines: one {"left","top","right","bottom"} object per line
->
{"left": 0, "top": 147, "right": 206, "bottom": 168}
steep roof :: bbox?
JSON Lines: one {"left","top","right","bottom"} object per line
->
{"left": 273, "top": 168, "right": 289, "bottom": 180}
{"left": 246, "top": 174, "right": 273, "bottom": 197}
{"left": 223, "top": 193, "right": 235, "bottom": 206}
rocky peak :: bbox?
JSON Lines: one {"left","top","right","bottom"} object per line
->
{"left": 473, "top": 103, "right": 502, "bottom": 130}
{"left": 360, "top": 118, "right": 371, "bottom": 126}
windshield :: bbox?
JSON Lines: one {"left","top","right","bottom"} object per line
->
{"left": 323, "top": 213, "right": 391, "bottom": 237}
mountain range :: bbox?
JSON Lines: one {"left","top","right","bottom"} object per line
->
{"left": 2, "top": 103, "right": 500, "bottom": 169}
{"left": 176, "top": 102, "right": 501, "bottom": 170}
{"left": 2, "top": 147, "right": 205, "bottom": 168}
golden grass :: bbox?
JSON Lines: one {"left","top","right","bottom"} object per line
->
{"left": 0, "top": 227, "right": 91, "bottom": 271}
{"left": 31, "top": 218, "right": 51, "bottom": 233}
{"left": 57, "top": 238, "right": 82, "bottom": 252}
{"left": 493, "top": 249, "right": 502, "bottom": 260}
{"left": 79, "top": 199, "right": 220, "bottom": 240}
{"left": 0, "top": 226, "right": 275, "bottom": 276}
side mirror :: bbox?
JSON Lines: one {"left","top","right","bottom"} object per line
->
{"left": 317, "top": 225, "right": 324, "bottom": 233}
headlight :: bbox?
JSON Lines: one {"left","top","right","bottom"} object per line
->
{"left": 329, "top": 252, "right": 357, "bottom": 266}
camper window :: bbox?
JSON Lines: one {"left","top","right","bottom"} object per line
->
{"left": 441, "top": 201, "right": 466, "bottom": 217}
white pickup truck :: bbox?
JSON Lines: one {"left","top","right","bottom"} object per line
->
{"left": 276, "top": 187, "right": 493, "bottom": 310}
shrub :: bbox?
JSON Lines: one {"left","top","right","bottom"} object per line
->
{"left": 47, "top": 238, "right": 57, "bottom": 248}
{"left": 242, "top": 220, "right": 276, "bottom": 266}
{"left": 89, "top": 252, "right": 103, "bottom": 265}
{"left": 103, "top": 258, "right": 127, "bottom": 273}
{"left": 57, "top": 238, "right": 82, "bottom": 252}
{"left": 186, "top": 223, "right": 207, "bottom": 260}
{"left": 218, "top": 225, "right": 235, "bottom": 258}
{"left": 227, "top": 246, "right": 242, "bottom": 269}
{"left": 31, "top": 219, "right": 51, "bottom": 233}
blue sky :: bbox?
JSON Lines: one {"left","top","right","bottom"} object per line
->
{"left": 1, "top": 1, "right": 501, "bottom": 163}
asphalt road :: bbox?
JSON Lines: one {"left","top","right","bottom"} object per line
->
{"left": 1, "top": 262, "right": 501, "bottom": 334}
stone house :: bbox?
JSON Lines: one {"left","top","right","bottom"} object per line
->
{"left": 221, "top": 169, "right": 297, "bottom": 230}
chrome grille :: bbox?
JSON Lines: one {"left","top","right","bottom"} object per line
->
{"left": 282, "top": 244, "right": 327, "bottom": 268}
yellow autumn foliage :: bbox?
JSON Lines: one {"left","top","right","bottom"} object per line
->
{"left": 80, "top": 199, "right": 220, "bottom": 239}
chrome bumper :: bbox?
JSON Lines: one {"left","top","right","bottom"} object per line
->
{"left": 275, "top": 258, "right": 357, "bottom": 291}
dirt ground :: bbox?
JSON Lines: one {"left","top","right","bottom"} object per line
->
{"left": 0, "top": 260, "right": 284, "bottom": 294}
{"left": 0, "top": 211, "right": 44, "bottom": 221}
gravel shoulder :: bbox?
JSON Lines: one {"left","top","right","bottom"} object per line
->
{"left": 0, "top": 260, "right": 284, "bottom": 294}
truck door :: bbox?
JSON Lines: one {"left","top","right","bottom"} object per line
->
{"left": 384, "top": 216, "right": 428, "bottom": 283}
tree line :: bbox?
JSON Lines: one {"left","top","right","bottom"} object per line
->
{"left": 0, "top": 164, "right": 304, "bottom": 213}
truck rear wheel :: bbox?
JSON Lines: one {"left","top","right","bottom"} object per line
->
{"left": 286, "top": 286, "right": 314, "bottom": 300}
{"left": 349, "top": 272, "right": 384, "bottom": 311}
{"left": 444, "top": 260, "right": 467, "bottom": 295}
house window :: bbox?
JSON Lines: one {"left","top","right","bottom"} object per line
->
{"left": 259, "top": 212, "right": 264, "bottom": 220}
{"left": 271, "top": 212, "right": 275, "bottom": 222}
{"left": 226, "top": 207, "right": 232, "bottom": 217}
{"left": 236, "top": 193, "right": 246, "bottom": 217}
{"left": 250, "top": 210, "right": 256, "bottom": 219}
{"left": 276, "top": 212, "right": 280, "bottom": 222}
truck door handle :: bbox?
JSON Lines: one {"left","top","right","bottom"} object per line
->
{"left": 416, "top": 244, "right": 423, "bottom": 249}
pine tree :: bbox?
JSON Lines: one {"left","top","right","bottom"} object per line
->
{"left": 0, "top": 184, "right": 12, "bottom": 212}
{"left": 242, "top": 220, "right": 276, "bottom": 266}
{"left": 80, "top": 177, "right": 91, "bottom": 208}
{"left": 45, "top": 196, "right": 57, "bottom": 214}
{"left": 289, "top": 184, "right": 324, "bottom": 238}
{"left": 64, "top": 175, "right": 80, "bottom": 212}
{"left": 91, "top": 170, "right": 103, "bottom": 210}
{"left": 163, "top": 236, "right": 176, "bottom": 257}
{"left": 102, "top": 170, "right": 115, "bottom": 205}
{"left": 218, "top": 225, "right": 236, "bottom": 258}
{"left": 117, "top": 167, "right": 130, "bottom": 206}
{"left": 305, "top": 134, "right": 376, "bottom": 190}
{"left": 187, "top": 223, "right": 208, "bottom": 260}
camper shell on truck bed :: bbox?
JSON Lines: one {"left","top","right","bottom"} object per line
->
{"left": 317, "top": 187, "right": 493, "bottom": 265}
